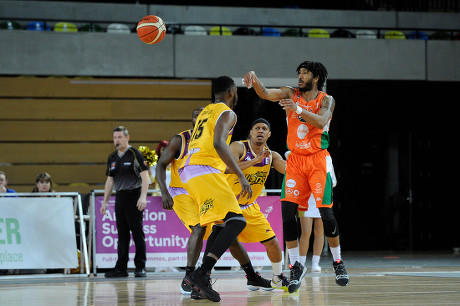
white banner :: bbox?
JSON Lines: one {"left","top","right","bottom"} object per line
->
{"left": 0, "top": 197, "right": 78, "bottom": 269}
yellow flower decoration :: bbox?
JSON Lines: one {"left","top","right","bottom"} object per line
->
{"left": 139, "top": 145, "right": 158, "bottom": 167}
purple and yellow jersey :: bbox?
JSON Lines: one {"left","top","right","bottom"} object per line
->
{"left": 226, "top": 140, "right": 272, "bottom": 205}
{"left": 180, "top": 103, "right": 236, "bottom": 173}
{"left": 169, "top": 129, "right": 192, "bottom": 189}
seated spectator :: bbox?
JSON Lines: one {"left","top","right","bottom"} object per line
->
{"left": 0, "top": 170, "right": 16, "bottom": 194}
{"left": 32, "top": 172, "right": 56, "bottom": 193}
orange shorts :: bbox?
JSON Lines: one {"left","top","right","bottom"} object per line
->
{"left": 281, "top": 150, "right": 335, "bottom": 210}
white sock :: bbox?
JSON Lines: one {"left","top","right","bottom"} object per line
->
{"left": 271, "top": 260, "right": 282, "bottom": 276}
{"left": 299, "top": 256, "right": 306, "bottom": 266}
{"left": 312, "top": 255, "right": 320, "bottom": 265}
{"left": 330, "top": 246, "right": 341, "bottom": 262}
{"left": 288, "top": 246, "right": 299, "bottom": 265}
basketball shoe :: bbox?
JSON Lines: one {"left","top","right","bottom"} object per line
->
{"left": 287, "top": 261, "right": 306, "bottom": 293}
{"left": 271, "top": 273, "right": 290, "bottom": 292}
{"left": 180, "top": 277, "right": 192, "bottom": 295}
{"left": 184, "top": 270, "right": 220, "bottom": 302}
{"left": 246, "top": 272, "right": 274, "bottom": 291}
{"left": 333, "top": 259, "right": 349, "bottom": 286}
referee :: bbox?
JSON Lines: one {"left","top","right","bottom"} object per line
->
{"left": 101, "top": 126, "right": 150, "bottom": 278}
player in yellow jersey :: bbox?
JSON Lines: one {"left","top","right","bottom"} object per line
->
{"left": 243, "top": 61, "right": 349, "bottom": 292}
{"left": 179, "top": 76, "right": 252, "bottom": 302}
{"left": 156, "top": 108, "right": 273, "bottom": 296}
{"left": 225, "top": 118, "right": 292, "bottom": 292}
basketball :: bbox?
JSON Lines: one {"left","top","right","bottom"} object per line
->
{"left": 136, "top": 15, "right": 166, "bottom": 44}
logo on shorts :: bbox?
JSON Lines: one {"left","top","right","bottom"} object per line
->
{"left": 200, "top": 198, "right": 214, "bottom": 216}
{"left": 315, "top": 183, "right": 322, "bottom": 193}
{"left": 286, "top": 179, "right": 296, "bottom": 188}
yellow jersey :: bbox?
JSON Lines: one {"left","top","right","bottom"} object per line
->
{"left": 226, "top": 140, "right": 272, "bottom": 205}
{"left": 169, "top": 129, "right": 192, "bottom": 189}
{"left": 181, "top": 102, "right": 236, "bottom": 173}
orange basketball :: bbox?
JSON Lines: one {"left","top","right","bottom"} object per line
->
{"left": 136, "top": 15, "right": 166, "bottom": 44}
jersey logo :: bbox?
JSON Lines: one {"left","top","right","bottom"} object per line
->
{"left": 199, "top": 198, "right": 214, "bottom": 216}
{"left": 297, "top": 124, "right": 309, "bottom": 139}
{"left": 245, "top": 171, "right": 268, "bottom": 185}
{"left": 110, "top": 162, "right": 116, "bottom": 170}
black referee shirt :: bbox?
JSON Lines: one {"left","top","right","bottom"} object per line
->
{"left": 106, "top": 146, "right": 149, "bottom": 191}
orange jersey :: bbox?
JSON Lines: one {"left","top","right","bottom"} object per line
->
{"left": 286, "top": 89, "right": 331, "bottom": 156}
{"left": 170, "top": 129, "right": 192, "bottom": 189}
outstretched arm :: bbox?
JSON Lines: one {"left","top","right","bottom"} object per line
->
{"left": 155, "top": 135, "right": 182, "bottom": 210}
{"left": 271, "top": 151, "right": 286, "bottom": 175}
{"left": 214, "top": 111, "right": 252, "bottom": 199}
{"left": 243, "top": 71, "right": 293, "bottom": 102}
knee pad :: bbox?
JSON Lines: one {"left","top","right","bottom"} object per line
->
{"left": 319, "top": 207, "right": 339, "bottom": 238}
{"left": 282, "top": 201, "right": 299, "bottom": 242}
{"left": 224, "top": 212, "right": 247, "bottom": 233}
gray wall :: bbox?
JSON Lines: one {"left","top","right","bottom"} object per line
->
{"left": 1, "top": 1, "right": 459, "bottom": 82}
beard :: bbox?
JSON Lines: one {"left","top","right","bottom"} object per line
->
{"left": 299, "top": 79, "right": 314, "bottom": 92}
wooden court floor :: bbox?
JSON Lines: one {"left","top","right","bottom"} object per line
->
{"left": 1, "top": 253, "right": 459, "bottom": 305}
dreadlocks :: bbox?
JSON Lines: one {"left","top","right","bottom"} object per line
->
{"left": 296, "top": 61, "right": 328, "bottom": 91}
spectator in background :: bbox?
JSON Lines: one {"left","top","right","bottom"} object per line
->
{"left": 32, "top": 172, "right": 55, "bottom": 193}
{"left": 0, "top": 170, "right": 16, "bottom": 194}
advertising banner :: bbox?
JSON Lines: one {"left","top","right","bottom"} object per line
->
{"left": 0, "top": 197, "right": 78, "bottom": 269}
{"left": 94, "top": 196, "right": 283, "bottom": 268}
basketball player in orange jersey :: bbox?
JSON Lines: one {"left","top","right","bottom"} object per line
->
{"left": 225, "top": 118, "right": 291, "bottom": 292}
{"left": 179, "top": 76, "right": 252, "bottom": 302}
{"left": 156, "top": 108, "right": 272, "bottom": 296}
{"left": 243, "top": 61, "right": 349, "bottom": 292}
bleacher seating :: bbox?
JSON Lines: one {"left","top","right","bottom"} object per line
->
{"left": 209, "top": 26, "right": 232, "bottom": 36}
{"left": 384, "top": 30, "right": 406, "bottom": 39}
{"left": 54, "top": 22, "right": 78, "bottom": 32}
{"left": 0, "top": 77, "right": 211, "bottom": 193}
{"left": 262, "top": 27, "right": 281, "bottom": 36}
{"left": 0, "top": 21, "right": 21, "bottom": 30}
{"left": 308, "top": 28, "right": 330, "bottom": 38}
{"left": 184, "top": 25, "right": 207, "bottom": 35}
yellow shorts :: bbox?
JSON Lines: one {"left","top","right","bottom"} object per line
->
{"left": 172, "top": 193, "right": 212, "bottom": 240}
{"left": 185, "top": 172, "right": 242, "bottom": 226}
{"left": 238, "top": 202, "right": 276, "bottom": 243}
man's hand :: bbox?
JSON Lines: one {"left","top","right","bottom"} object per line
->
{"left": 242, "top": 71, "right": 257, "bottom": 89}
{"left": 161, "top": 192, "right": 174, "bottom": 210}
{"left": 137, "top": 195, "right": 147, "bottom": 211}
{"left": 279, "top": 98, "right": 297, "bottom": 112}
{"left": 100, "top": 202, "right": 108, "bottom": 215}
{"left": 254, "top": 149, "right": 270, "bottom": 163}
{"left": 237, "top": 175, "right": 253, "bottom": 200}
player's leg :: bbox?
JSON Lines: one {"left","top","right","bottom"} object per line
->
{"left": 311, "top": 217, "right": 324, "bottom": 272}
{"left": 298, "top": 212, "right": 314, "bottom": 267}
{"left": 261, "top": 236, "right": 289, "bottom": 291}
{"left": 313, "top": 151, "right": 349, "bottom": 286}
{"left": 172, "top": 192, "right": 208, "bottom": 294}
{"left": 228, "top": 239, "right": 273, "bottom": 291}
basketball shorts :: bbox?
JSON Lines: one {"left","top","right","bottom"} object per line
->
{"left": 182, "top": 171, "right": 243, "bottom": 227}
{"left": 298, "top": 194, "right": 321, "bottom": 218}
{"left": 281, "top": 150, "right": 336, "bottom": 209}
{"left": 238, "top": 202, "right": 276, "bottom": 243}
{"left": 169, "top": 187, "right": 212, "bottom": 240}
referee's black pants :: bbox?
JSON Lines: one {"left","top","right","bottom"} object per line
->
{"left": 114, "top": 188, "right": 146, "bottom": 270}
